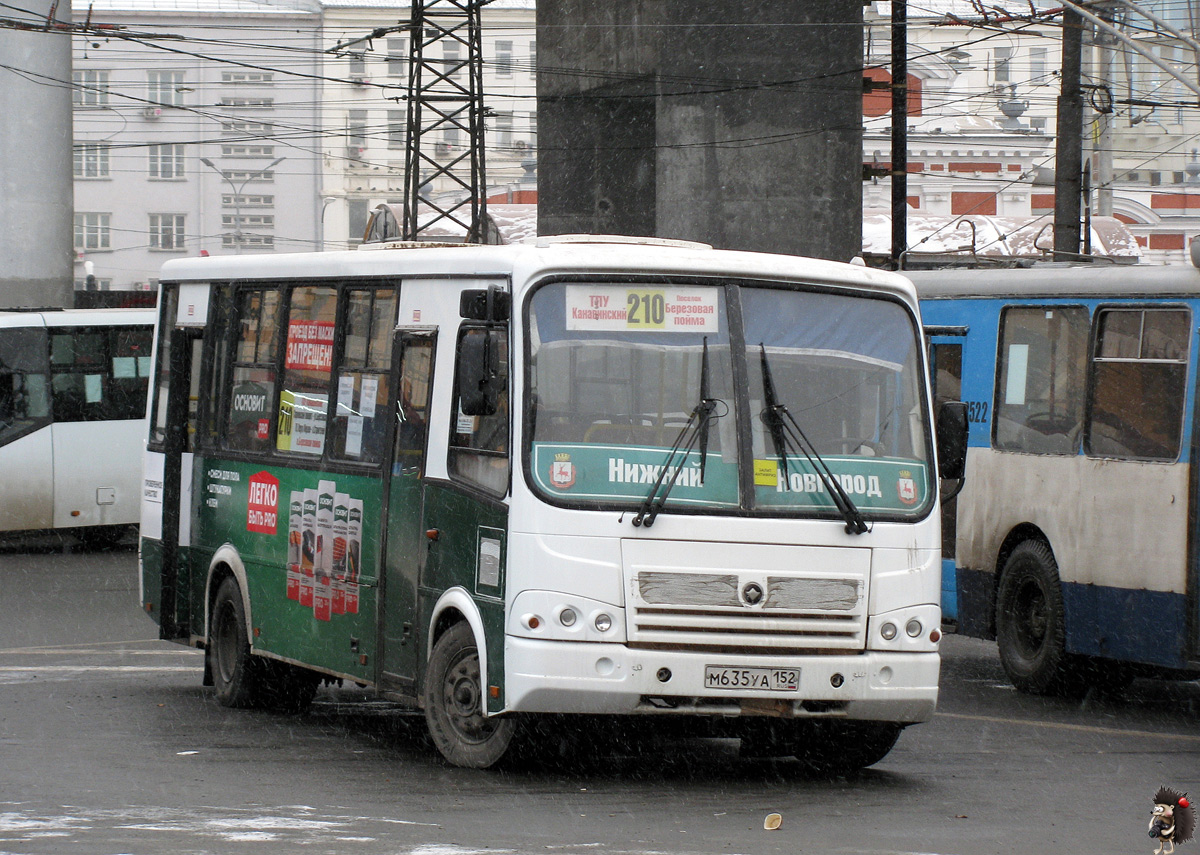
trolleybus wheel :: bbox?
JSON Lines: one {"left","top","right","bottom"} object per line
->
{"left": 996, "top": 540, "right": 1073, "bottom": 695}
{"left": 424, "top": 622, "right": 515, "bottom": 768}
{"left": 210, "top": 576, "right": 266, "bottom": 708}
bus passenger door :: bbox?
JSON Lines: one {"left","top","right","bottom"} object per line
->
{"left": 926, "top": 327, "right": 965, "bottom": 622}
{"left": 380, "top": 329, "right": 436, "bottom": 691}
{"left": 150, "top": 325, "right": 203, "bottom": 640}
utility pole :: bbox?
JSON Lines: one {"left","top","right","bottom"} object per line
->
{"left": 1093, "top": 4, "right": 1116, "bottom": 218}
{"left": 891, "top": 0, "right": 907, "bottom": 269}
{"left": 1054, "top": 6, "right": 1085, "bottom": 260}
{"left": 401, "top": 0, "right": 493, "bottom": 242}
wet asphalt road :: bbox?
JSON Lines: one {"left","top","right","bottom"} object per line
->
{"left": 2, "top": 538, "right": 1198, "bottom": 855}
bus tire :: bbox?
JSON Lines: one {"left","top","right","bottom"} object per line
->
{"left": 996, "top": 540, "right": 1073, "bottom": 695}
{"left": 210, "top": 576, "right": 266, "bottom": 708}
{"left": 786, "top": 721, "right": 902, "bottom": 775}
{"left": 423, "top": 622, "right": 515, "bottom": 769}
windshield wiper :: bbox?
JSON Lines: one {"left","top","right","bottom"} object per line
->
{"left": 632, "top": 338, "right": 718, "bottom": 527}
{"left": 759, "top": 345, "right": 868, "bottom": 535}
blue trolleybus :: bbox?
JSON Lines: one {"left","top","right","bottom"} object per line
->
{"left": 910, "top": 260, "right": 1200, "bottom": 693}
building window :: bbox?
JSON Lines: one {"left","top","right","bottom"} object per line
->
{"left": 388, "top": 109, "right": 406, "bottom": 150}
{"left": 221, "top": 71, "right": 274, "bottom": 84}
{"left": 73, "top": 142, "right": 110, "bottom": 178}
{"left": 224, "top": 169, "right": 276, "bottom": 183}
{"left": 149, "top": 214, "right": 185, "bottom": 251}
{"left": 148, "top": 143, "right": 186, "bottom": 179}
{"left": 222, "top": 194, "right": 274, "bottom": 208}
{"left": 495, "top": 40, "right": 513, "bottom": 77}
{"left": 386, "top": 38, "right": 407, "bottom": 77}
{"left": 147, "top": 70, "right": 185, "bottom": 106}
{"left": 74, "top": 213, "right": 111, "bottom": 251}
{"left": 993, "top": 46, "right": 1012, "bottom": 85}
{"left": 222, "top": 214, "right": 274, "bottom": 228}
{"left": 221, "top": 120, "right": 272, "bottom": 137}
{"left": 218, "top": 97, "right": 274, "bottom": 109}
{"left": 73, "top": 70, "right": 109, "bottom": 106}
{"left": 1029, "top": 47, "right": 1047, "bottom": 83}
{"left": 443, "top": 41, "right": 462, "bottom": 79}
{"left": 221, "top": 145, "right": 275, "bottom": 158}
{"left": 348, "top": 110, "right": 368, "bottom": 148}
{"left": 493, "top": 111, "right": 513, "bottom": 147}
{"left": 223, "top": 234, "right": 274, "bottom": 249}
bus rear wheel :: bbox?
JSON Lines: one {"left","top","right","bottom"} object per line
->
{"left": 423, "top": 622, "right": 515, "bottom": 769}
{"left": 996, "top": 540, "right": 1074, "bottom": 696}
{"left": 211, "top": 577, "right": 264, "bottom": 708}
{"left": 210, "top": 577, "right": 319, "bottom": 712}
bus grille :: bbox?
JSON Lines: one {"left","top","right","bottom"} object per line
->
{"left": 627, "top": 571, "right": 866, "bottom": 653}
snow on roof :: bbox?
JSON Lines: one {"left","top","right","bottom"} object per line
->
{"left": 863, "top": 209, "right": 1142, "bottom": 261}
{"left": 72, "top": 0, "right": 319, "bottom": 14}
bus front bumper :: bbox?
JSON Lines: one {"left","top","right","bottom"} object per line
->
{"left": 502, "top": 637, "right": 938, "bottom": 723}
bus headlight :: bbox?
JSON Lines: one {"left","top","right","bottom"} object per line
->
{"left": 559, "top": 608, "right": 577, "bottom": 627}
{"left": 905, "top": 618, "right": 923, "bottom": 637}
{"left": 594, "top": 613, "right": 612, "bottom": 633}
{"left": 880, "top": 622, "right": 898, "bottom": 641}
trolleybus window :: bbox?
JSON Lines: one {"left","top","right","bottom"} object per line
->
{"left": 49, "top": 325, "right": 151, "bottom": 422}
{"left": 1086, "top": 307, "right": 1189, "bottom": 460}
{"left": 994, "top": 306, "right": 1089, "bottom": 455}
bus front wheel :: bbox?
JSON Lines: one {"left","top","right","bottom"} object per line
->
{"left": 996, "top": 540, "right": 1073, "bottom": 695}
{"left": 423, "top": 622, "right": 516, "bottom": 769}
{"left": 780, "top": 721, "right": 902, "bottom": 775}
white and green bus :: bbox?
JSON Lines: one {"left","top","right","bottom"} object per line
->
{"left": 140, "top": 236, "right": 966, "bottom": 770}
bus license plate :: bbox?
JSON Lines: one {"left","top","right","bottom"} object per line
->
{"left": 704, "top": 666, "right": 800, "bottom": 692}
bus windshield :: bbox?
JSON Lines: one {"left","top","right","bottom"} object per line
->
{"left": 526, "top": 280, "right": 932, "bottom": 519}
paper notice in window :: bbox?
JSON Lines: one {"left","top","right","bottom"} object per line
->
{"left": 337, "top": 375, "right": 355, "bottom": 415}
{"left": 346, "top": 414, "right": 364, "bottom": 457}
{"left": 360, "top": 376, "right": 379, "bottom": 416}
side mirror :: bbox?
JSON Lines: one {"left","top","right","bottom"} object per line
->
{"left": 936, "top": 401, "right": 968, "bottom": 481}
{"left": 457, "top": 328, "right": 503, "bottom": 416}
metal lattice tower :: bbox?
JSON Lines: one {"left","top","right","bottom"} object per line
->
{"left": 402, "top": 0, "right": 491, "bottom": 242}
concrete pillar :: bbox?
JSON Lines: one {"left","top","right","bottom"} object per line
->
{"left": 537, "top": 1, "right": 863, "bottom": 262}
{"left": 0, "top": 0, "right": 75, "bottom": 307}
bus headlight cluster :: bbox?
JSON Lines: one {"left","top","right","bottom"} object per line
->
{"left": 870, "top": 605, "right": 941, "bottom": 650}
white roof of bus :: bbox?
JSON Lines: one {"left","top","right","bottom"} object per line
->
{"left": 157, "top": 237, "right": 919, "bottom": 303}
{"left": 907, "top": 263, "right": 1200, "bottom": 299}
{"left": 0, "top": 308, "right": 155, "bottom": 329}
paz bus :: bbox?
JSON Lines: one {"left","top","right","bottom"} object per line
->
{"left": 140, "top": 236, "right": 966, "bottom": 770}
{"left": 0, "top": 308, "right": 154, "bottom": 540}
{"left": 911, "top": 260, "right": 1200, "bottom": 695}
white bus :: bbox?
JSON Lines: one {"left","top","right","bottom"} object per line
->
{"left": 0, "top": 308, "right": 154, "bottom": 541}
{"left": 140, "top": 237, "right": 965, "bottom": 770}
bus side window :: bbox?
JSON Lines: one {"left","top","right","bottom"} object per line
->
{"left": 449, "top": 325, "right": 509, "bottom": 495}
{"left": 1086, "top": 307, "right": 1189, "bottom": 460}
{"left": 330, "top": 287, "right": 396, "bottom": 464}
{"left": 994, "top": 306, "right": 1089, "bottom": 455}
{"left": 107, "top": 326, "right": 153, "bottom": 420}
{"left": 224, "top": 288, "right": 280, "bottom": 453}
{"left": 0, "top": 327, "right": 51, "bottom": 445}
